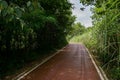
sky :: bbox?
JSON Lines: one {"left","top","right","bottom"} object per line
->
{"left": 69, "top": 0, "right": 93, "bottom": 27}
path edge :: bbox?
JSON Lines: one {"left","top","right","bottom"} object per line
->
{"left": 12, "top": 45, "right": 68, "bottom": 80}
{"left": 84, "top": 45, "right": 109, "bottom": 80}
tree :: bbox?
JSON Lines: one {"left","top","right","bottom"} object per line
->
{"left": 67, "top": 22, "right": 86, "bottom": 40}
{"left": 0, "top": 0, "right": 75, "bottom": 78}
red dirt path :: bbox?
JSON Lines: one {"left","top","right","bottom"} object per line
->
{"left": 21, "top": 44, "right": 101, "bottom": 80}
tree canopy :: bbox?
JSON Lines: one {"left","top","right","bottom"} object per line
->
{"left": 0, "top": 0, "right": 75, "bottom": 78}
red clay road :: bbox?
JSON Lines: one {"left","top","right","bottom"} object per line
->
{"left": 21, "top": 44, "right": 101, "bottom": 80}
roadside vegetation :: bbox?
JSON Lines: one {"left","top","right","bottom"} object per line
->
{"left": 67, "top": 22, "right": 86, "bottom": 41}
{"left": 69, "top": 0, "right": 120, "bottom": 79}
{"left": 0, "top": 0, "right": 120, "bottom": 79}
{"left": 0, "top": 0, "right": 75, "bottom": 79}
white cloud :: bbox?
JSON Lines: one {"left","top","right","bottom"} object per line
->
{"left": 69, "top": 0, "right": 93, "bottom": 27}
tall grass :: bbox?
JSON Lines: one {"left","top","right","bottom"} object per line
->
{"left": 69, "top": 26, "right": 120, "bottom": 79}
{"left": 75, "top": 0, "right": 120, "bottom": 79}
{"left": 70, "top": 28, "right": 97, "bottom": 48}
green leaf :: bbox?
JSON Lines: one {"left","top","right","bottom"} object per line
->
{"left": 7, "top": 7, "right": 14, "bottom": 14}
{"left": 1, "top": 9, "right": 7, "bottom": 16}
{"left": 0, "top": 0, "right": 8, "bottom": 14}
{"left": 14, "top": 7, "right": 23, "bottom": 18}
{"left": 27, "top": 1, "right": 31, "bottom": 7}
{"left": 46, "top": 16, "right": 56, "bottom": 23}
{"left": 0, "top": 0, "right": 8, "bottom": 9}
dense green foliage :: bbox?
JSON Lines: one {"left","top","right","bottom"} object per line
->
{"left": 78, "top": 0, "right": 120, "bottom": 79}
{"left": 0, "top": 0, "right": 75, "bottom": 78}
{"left": 69, "top": 27, "right": 95, "bottom": 45}
{"left": 67, "top": 22, "right": 86, "bottom": 40}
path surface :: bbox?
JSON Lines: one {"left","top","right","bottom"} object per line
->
{"left": 21, "top": 44, "right": 101, "bottom": 80}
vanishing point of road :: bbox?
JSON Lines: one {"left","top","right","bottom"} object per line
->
{"left": 20, "top": 44, "right": 102, "bottom": 80}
